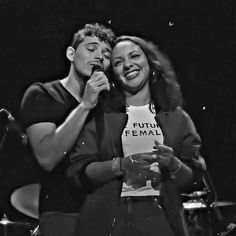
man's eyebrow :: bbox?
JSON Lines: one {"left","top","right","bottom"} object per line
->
{"left": 85, "top": 42, "right": 99, "bottom": 46}
{"left": 85, "top": 42, "right": 111, "bottom": 53}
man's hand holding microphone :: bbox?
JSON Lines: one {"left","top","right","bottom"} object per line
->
{"left": 82, "top": 64, "right": 110, "bottom": 109}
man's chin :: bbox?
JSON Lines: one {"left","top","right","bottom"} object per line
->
{"left": 75, "top": 72, "right": 90, "bottom": 82}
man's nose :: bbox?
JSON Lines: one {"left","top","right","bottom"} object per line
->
{"left": 94, "top": 51, "right": 104, "bottom": 62}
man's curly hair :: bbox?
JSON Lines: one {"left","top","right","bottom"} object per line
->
{"left": 71, "top": 23, "right": 116, "bottom": 49}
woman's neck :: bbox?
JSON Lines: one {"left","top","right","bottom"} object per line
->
{"left": 125, "top": 85, "right": 151, "bottom": 106}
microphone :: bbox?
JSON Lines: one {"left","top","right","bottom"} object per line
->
{"left": 0, "top": 108, "right": 27, "bottom": 145}
{"left": 91, "top": 64, "right": 115, "bottom": 89}
{"left": 0, "top": 108, "right": 15, "bottom": 121}
{"left": 91, "top": 64, "right": 104, "bottom": 74}
{"left": 91, "top": 64, "right": 110, "bottom": 104}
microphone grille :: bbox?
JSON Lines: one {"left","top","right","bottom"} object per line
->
{"left": 92, "top": 64, "right": 104, "bottom": 73}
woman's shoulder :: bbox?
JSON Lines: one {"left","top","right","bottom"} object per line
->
{"left": 158, "top": 107, "right": 195, "bottom": 128}
{"left": 175, "top": 107, "right": 191, "bottom": 119}
{"left": 164, "top": 106, "right": 191, "bottom": 119}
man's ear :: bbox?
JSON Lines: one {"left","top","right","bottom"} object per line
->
{"left": 66, "top": 46, "right": 75, "bottom": 62}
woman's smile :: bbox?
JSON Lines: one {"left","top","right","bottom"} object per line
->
{"left": 124, "top": 69, "right": 140, "bottom": 80}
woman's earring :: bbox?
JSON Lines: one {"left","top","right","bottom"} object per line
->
{"left": 151, "top": 70, "right": 157, "bottom": 84}
{"left": 152, "top": 71, "right": 156, "bottom": 78}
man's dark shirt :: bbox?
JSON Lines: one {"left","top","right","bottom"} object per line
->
{"left": 21, "top": 80, "right": 87, "bottom": 214}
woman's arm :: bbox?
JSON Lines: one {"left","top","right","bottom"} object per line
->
{"left": 85, "top": 152, "right": 154, "bottom": 185}
{"left": 153, "top": 141, "right": 193, "bottom": 188}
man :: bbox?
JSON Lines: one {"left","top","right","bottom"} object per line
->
{"left": 21, "top": 23, "right": 116, "bottom": 236}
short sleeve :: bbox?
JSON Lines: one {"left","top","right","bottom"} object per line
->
{"left": 21, "top": 83, "right": 62, "bottom": 128}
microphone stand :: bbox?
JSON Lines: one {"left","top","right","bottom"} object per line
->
{"left": 0, "top": 108, "right": 13, "bottom": 150}
{"left": 0, "top": 109, "right": 26, "bottom": 236}
{"left": 199, "top": 158, "right": 225, "bottom": 236}
{"left": 202, "top": 168, "right": 216, "bottom": 236}
{"left": 0, "top": 128, "right": 8, "bottom": 150}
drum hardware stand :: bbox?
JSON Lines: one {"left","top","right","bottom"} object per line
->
{"left": 187, "top": 198, "right": 207, "bottom": 236}
{"left": 30, "top": 225, "right": 40, "bottom": 236}
{"left": 191, "top": 154, "right": 227, "bottom": 236}
{"left": 0, "top": 121, "right": 10, "bottom": 235}
{"left": 202, "top": 167, "right": 221, "bottom": 236}
{"left": 187, "top": 152, "right": 222, "bottom": 236}
{"left": 0, "top": 109, "right": 31, "bottom": 235}
{"left": 0, "top": 213, "right": 10, "bottom": 236}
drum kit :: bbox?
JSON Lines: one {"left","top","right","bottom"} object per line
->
{"left": 0, "top": 109, "right": 40, "bottom": 235}
{"left": 0, "top": 184, "right": 40, "bottom": 236}
{"left": 182, "top": 190, "right": 235, "bottom": 236}
{"left": 0, "top": 108, "right": 235, "bottom": 235}
{"left": 0, "top": 185, "right": 234, "bottom": 236}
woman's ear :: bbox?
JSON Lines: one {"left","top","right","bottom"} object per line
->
{"left": 66, "top": 46, "right": 75, "bottom": 62}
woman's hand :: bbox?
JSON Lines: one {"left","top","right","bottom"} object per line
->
{"left": 121, "top": 152, "right": 159, "bottom": 188}
{"left": 153, "top": 141, "right": 181, "bottom": 172}
{"left": 121, "top": 152, "right": 154, "bottom": 173}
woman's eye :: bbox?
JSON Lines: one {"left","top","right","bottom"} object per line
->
{"left": 114, "top": 61, "right": 122, "bottom": 67}
{"left": 104, "top": 53, "right": 111, "bottom": 59}
{"left": 131, "top": 54, "right": 140, "bottom": 58}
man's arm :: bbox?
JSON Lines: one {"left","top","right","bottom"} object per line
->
{"left": 24, "top": 72, "right": 110, "bottom": 171}
{"left": 26, "top": 101, "right": 91, "bottom": 171}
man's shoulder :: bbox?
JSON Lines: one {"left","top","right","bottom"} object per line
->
{"left": 21, "top": 79, "right": 72, "bottom": 128}
{"left": 22, "top": 79, "right": 64, "bottom": 100}
{"left": 25, "top": 79, "right": 61, "bottom": 93}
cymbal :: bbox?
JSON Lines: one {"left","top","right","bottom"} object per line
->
{"left": 183, "top": 200, "right": 235, "bottom": 210}
{"left": 211, "top": 201, "right": 235, "bottom": 207}
{"left": 183, "top": 200, "right": 207, "bottom": 210}
{"left": 182, "top": 191, "right": 207, "bottom": 199}
{"left": 0, "top": 218, "right": 32, "bottom": 227}
{"left": 10, "top": 184, "right": 40, "bottom": 219}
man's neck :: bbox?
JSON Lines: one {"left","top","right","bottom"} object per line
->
{"left": 60, "top": 70, "right": 85, "bottom": 102}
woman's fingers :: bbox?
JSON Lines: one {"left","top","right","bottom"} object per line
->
{"left": 153, "top": 142, "right": 174, "bottom": 154}
{"left": 152, "top": 153, "right": 173, "bottom": 167}
{"left": 132, "top": 153, "right": 155, "bottom": 162}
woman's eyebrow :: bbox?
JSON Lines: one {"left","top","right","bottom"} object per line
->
{"left": 113, "top": 50, "right": 139, "bottom": 59}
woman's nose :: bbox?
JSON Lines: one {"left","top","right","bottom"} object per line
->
{"left": 124, "top": 59, "right": 133, "bottom": 70}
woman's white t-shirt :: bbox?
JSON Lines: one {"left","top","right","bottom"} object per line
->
{"left": 121, "top": 104, "right": 164, "bottom": 197}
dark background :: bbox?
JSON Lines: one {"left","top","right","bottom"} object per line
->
{"left": 0, "top": 0, "right": 235, "bottom": 234}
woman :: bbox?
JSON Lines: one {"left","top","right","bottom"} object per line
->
{"left": 68, "top": 36, "right": 201, "bottom": 236}
{"left": 109, "top": 36, "right": 201, "bottom": 236}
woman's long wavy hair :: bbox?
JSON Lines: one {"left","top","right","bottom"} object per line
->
{"left": 110, "top": 36, "right": 183, "bottom": 112}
